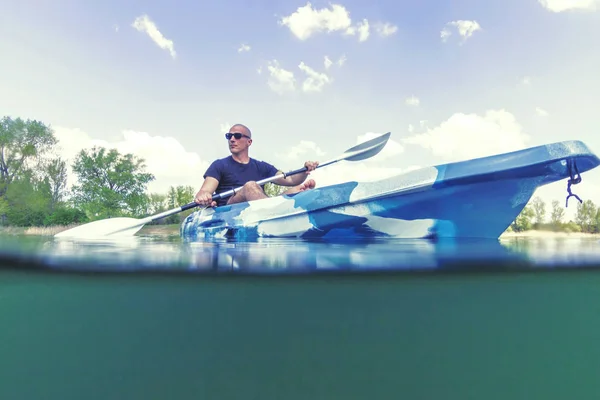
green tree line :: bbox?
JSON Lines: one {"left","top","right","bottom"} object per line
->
{"left": 0, "top": 115, "right": 287, "bottom": 228}
{"left": 509, "top": 196, "right": 600, "bottom": 234}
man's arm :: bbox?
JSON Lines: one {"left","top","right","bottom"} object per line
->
{"left": 272, "top": 171, "right": 308, "bottom": 186}
{"left": 271, "top": 160, "right": 319, "bottom": 186}
{"left": 194, "top": 176, "right": 219, "bottom": 207}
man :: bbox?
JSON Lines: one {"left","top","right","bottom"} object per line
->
{"left": 194, "top": 123, "right": 319, "bottom": 208}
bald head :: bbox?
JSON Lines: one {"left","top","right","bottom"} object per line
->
{"left": 230, "top": 123, "right": 252, "bottom": 138}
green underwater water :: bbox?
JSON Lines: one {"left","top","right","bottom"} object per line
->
{"left": 1, "top": 233, "right": 600, "bottom": 399}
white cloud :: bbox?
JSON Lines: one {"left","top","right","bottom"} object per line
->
{"left": 440, "top": 28, "right": 452, "bottom": 42}
{"left": 131, "top": 14, "right": 176, "bottom": 59}
{"left": 353, "top": 19, "right": 370, "bottom": 42}
{"left": 375, "top": 22, "right": 398, "bottom": 37}
{"left": 277, "top": 140, "right": 327, "bottom": 161}
{"left": 521, "top": 76, "right": 532, "bottom": 85}
{"left": 111, "top": 130, "right": 208, "bottom": 192}
{"left": 402, "top": 110, "right": 530, "bottom": 162}
{"left": 344, "top": 18, "right": 370, "bottom": 42}
{"left": 536, "top": 107, "right": 549, "bottom": 116}
{"left": 358, "top": 19, "right": 370, "bottom": 41}
{"left": 266, "top": 60, "right": 296, "bottom": 94}
{"left": 325, "top": 54, "right": 347, "bottom": 68}
{"left": 405, "top": 96, "right": 420, "bottom": 106}
{"left": 278, "top": 3, "right": 392, "bottom": 42}
{"left": 453, "top": 20, "right": 481, "bottom": 38}
{"left": 538, "top": 0, "right": 600, "bottom": 12}
{"left": 53, "top": 127, "right": 208, "bottom": 195}
{"left": 298, "top": 62, "right": 331, "bottom": 92}
{"left": 263, "top": 59, "right": 336, "bottom": 94}
{"left": 52, "top": 128, "right": 107, "bottom": 171}
{"left": 238, "top": 43, "right": 251, "bottom": 53}
{"left": 278, "top": 2, "right": 353, "bottom": 40}
{"left": 409, "top": 121, "right": 428, "bottom": 133}
{"left": 441, "top": 20, "right": 482, "bottom": 43}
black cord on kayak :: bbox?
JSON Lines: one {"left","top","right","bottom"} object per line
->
{"left": 565, "top": 159, "right": 582, "bottom": 207}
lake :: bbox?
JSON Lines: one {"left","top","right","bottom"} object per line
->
{"left": 1, "top": 232, "right": 600, "bottom": 399}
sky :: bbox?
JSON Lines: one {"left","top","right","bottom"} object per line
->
{"left": 1, "top": 0, "right": 600, "bottom": 220}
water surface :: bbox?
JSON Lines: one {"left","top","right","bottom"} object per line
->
{"left": 1, "top": 231, "right": 600, "bottom": 273}
{"left": 1, "top": 233, "right": 600, "bottom": 399}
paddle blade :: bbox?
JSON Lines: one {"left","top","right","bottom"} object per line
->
{"left": 343, "top": 132, "right": 391, "bottom": 162}
{"left": 54, "top": 217, "right": 148, "bottom": 238}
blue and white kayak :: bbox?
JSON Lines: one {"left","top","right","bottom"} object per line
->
{"left": 180, "top": 140, "right": 600, "bottom": 241}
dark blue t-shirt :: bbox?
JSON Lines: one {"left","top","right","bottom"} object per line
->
{"left": 203, "top": 156, "right": 280, "bottom": 206}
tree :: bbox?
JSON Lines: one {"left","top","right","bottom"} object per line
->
{"left": 0, "top": 158, "right": 84, "bottom": 227}
{"left": 549, "top": 199, "right": 565, "bottom": 231}
{"left": 531, "top": 196, "right": 546, "bottom": 226}
{"left": 70, "top": 146, "right": 155, "bottom": 219}
{"left": 163, "top": 185, "right": 195, "bottom": 224}
{"left": 0, "top": 196, "right": 7, "bottom": 224}
{"left": 0, "top": 116, "right": 57, "bottom": 196}
{"left": 167, "top": 185, "right": 195, "bottom": 209}
{"left": 550, "top": 200, "right": 565, "bottom": 225}
{"left": 41, "top": 157, "right": 68, "bottom": 210}
{"left": 2, "top": 171, "right": 52, "bottom": 226}
{"left": 511, "top": 204, "right": 535, "bottom": 232}
{"left": 575, "top": 199, "right": 597, "bottom": 233}
{"left": 147, "top": 193, "right": 168, "bottom": 214}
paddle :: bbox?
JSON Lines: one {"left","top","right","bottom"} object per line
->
{"left": 54, "top": 131, "right": 391, "bottom": 238}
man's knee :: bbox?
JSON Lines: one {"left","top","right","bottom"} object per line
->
{"left": 243, "top": 181, "right": 262, "bottom": 192}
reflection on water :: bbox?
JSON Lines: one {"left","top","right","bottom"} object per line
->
{"left": 0, "top": 232, "right": 599, "bottom": 273}
{"left": 501, "top": 236, "right": 600, "bottom": 267}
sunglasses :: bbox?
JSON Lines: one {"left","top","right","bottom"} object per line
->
{"left": 225, "top": 133, "right": 251, "bottom": 140}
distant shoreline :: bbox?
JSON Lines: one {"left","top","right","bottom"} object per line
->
{"left": 500, "top": 230, "right": 599, "bottom": 239}
{"left": 1, "top": 225, "right": 598, "bottom": 238}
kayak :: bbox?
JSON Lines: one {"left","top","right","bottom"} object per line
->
{"left": 180, "top": 140, "right": 600, "bottom": 241}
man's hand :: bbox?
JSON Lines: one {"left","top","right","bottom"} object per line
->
{"left": 304, "top": 160, "right": 319, "bottom": 172}
{"left": 194, "top": 190, "right": 217, "bottom": 207}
